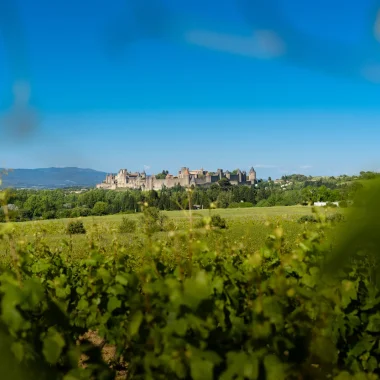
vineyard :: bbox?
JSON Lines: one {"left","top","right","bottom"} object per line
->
{"left": 0, "top": 183, "right": 380, "bottom": 379}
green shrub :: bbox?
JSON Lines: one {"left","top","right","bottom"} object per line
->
{"left": 327, "top": 213, "right": 346, "bottom": 223}
{"left": 298, "top": 215, "right": 318, "bottom": 224}
{"left": 211, "top": 214, "right": 227, "bottom": 229}
{"left": 339, "top": 200, "right": 348, "bottom": 208}
{"left": 195, "top": 214, "right": 227, "bottom": 229}
{"left": 194, "top": 218, "right": 206, "bottom": 229}
{"left": 70, "top": 208, "right": 81, "bottom": 218}
{"left": 140, "top": 206, "right": 168, "bottom": 235}
{"left": 163, "top": 218, "right": 178, "bottom": 232}
{"left": 324, "top": 202, "right": 338, "bottom": 208}
{"left": 79, "top": 207, "right": 92, "bottom": 216}
{"left": 119, "top": 217, "right": 137, "bottom": 233}
{"left": 256, "top": 199, "right": 269, "bottom": 207}
{"left": 66, "top": 220, "right": 86, "bottom": 235}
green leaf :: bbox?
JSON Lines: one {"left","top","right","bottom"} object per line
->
{"left": 115, "top": 274, "right": 128, "bottom": 286}
{"left": 190, "top": 358, "right": 214, "bottom": 380}
{"left": 183, "top": 271, "right": 212, "bottom": 309}
{"left": 333, "top": 372, "right": 352, "bottom": 380}
{"left": 42, "top": 328, "right": 66, "bottom": 364}
{"left": 76, "top": 287, "right": 85, "bottom": 295}
{"left": 128, "top": 310, "right": 143, "bottom": 336}
{"left": 97, "top": 268, "right": 111, "bottom": 283}
{"left": 367, "top": 356, "right": 377, "bottom": 372}
{"left": 367, "top": 313, "right": 380, "bottom": 332}
{"left": 77, "top": 298, "right": 89, "bottom": 311}
{"left": 221, "top": 352, "right": 259, "bottom": 380}
{"left": 11, "top": 342, "right": 24, "bottom": 362}
{"left": 349, "top": 335, "right": 375, "bottom": 357}
{"left": 301, "top": 274, "right": 317, "bottom": 288}
{"left": 341, "top": 280, "right": 358, "bottom": 308}
{"left": 311, "top": 336, "right": 338, "bottom": 364}
{"left": 107, "top": 297, "right": 121, "bottom": 313}
{"left": 171, "top": 318, "right": 188, "bottom": 336}
{"left": 264, "top": 355, "right": 285, "bottom": 380}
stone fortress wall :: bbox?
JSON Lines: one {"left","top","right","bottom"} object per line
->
{"left": 96, "top": 167, "right": 257, "bottom": 191}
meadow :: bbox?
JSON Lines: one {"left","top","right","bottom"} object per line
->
{"left": 0, "top": 206, "right": 327, "bottom": 263}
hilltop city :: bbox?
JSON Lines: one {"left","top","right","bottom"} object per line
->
{"left": 97, "top": 167, "right": 257, "bottom": 191}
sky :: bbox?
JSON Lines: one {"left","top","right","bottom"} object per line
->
{"left": 1, "top": 0, "right": 380, "bottom": 179}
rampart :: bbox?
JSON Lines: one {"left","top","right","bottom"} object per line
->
{"left": 96, "top": 167, "right": 257, "bottom": 191}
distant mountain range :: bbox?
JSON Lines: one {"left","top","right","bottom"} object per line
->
{"left": 0, "top": 167, "right": 107, "bottom": 189}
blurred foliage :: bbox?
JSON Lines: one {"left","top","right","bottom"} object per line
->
{"left": 327, "top": 178, "right": 380, "bottom": 280}
{"left": 119, "top": 216, "right": 137, "bottom": 233}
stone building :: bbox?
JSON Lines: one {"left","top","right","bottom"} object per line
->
{"left": 97, "top": 167, "right": 257, "bottom": 191}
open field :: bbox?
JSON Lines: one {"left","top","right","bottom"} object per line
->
{"left": 7, "top": 205, "right": 321, "bottom": 229}
{"left": 0, "top": 206, "right": 335, "bottom": 264}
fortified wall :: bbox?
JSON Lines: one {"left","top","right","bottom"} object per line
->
{"left": 96, "top": 167, "right": 257, "bottom": 191}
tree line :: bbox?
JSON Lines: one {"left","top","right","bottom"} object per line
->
{"left": 0, "top": 173, "right": 368, "bottom": 222}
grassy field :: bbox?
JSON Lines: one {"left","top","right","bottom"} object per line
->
{"left": 0, "top": 206, "right": 335, "bottom": 265}
{"left": 15, "top": 205, "right": 318, "bottom": 225}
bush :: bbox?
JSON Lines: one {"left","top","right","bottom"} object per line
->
{"left": 324, "top": 202, "right": 338, "bottom": 208}
{"left": 66, "top": 220, "right": 86, "bottom": 235}
{"left": 339, "top": 200, "right": 348, "bottom": 208}
{"left": 163, "top": 219, "right": 178, "bottom": 232}
{"left": 327, "top": 213, "right": 346, "bottom": 223}
{"left": 211, "top": 214, "right": 227, "bottom": 229}
{"left": 256, "top": 199, "right": 269, "bottom": 207}
{"left": 119, "top": 217, "right": 137, "bottom": 233}
{"left": 195, "top": 214, "right": 227, "bottom": 229}
{"left": 298, "top": 215, "right": 318, "bottom": 224}
{"left": 79, "top": 207, "right": 92, "bottom": 216}
{"left": 140, "top": 206, "right": 168, "bottom": 235}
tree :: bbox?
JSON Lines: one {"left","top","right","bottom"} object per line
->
{"left": 92, "top": 201, "right": 108, "bottom": 216}
{"left": 155, "top": 170, "right": 169, "bottom": 179}
{"left": 301, "top": 186, "right": 318, "bottom": 205}
{"left": 218, "top": 177, "right": 232, "bottom": 190}
{"left": 216, "top": 192, "right": 233, "bottom": 208}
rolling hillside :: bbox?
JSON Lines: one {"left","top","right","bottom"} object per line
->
{"left": 0, "top": 167, "right": 106, "bottom": 189}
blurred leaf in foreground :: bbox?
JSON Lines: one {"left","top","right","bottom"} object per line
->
{"left": 327, "top": 178, "right": 380, "bottom": 277}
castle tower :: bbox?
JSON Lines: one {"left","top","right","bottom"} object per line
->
{"left": 225, "top": 170, "right": 231, "bottom": 180}
{"left": 237, "top": 169, "right": 242, "bottom": 183}
{"left": 183, "top": 168, "right": 190, "bottom": 186}
{"left": 249, "top": 167, "right": 257, "bottom": 184}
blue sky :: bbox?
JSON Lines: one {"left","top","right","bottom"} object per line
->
{"left": 1, "top": 0, "right": 380, "bottom": 179}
